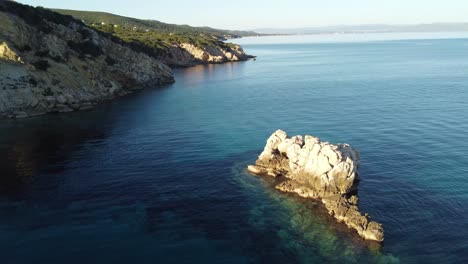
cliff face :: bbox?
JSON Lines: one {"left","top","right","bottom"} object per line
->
{"left": 51, "top": 9, "right": 256, "bottom": 68}
{"left": 161, "top": 43, "right": 254, "bottom": 67}
{"left": 248, "top": 130, "right": 384, "bottom": 242}
{"left": 0, "top": 2, "right": 254, "bottom": 119}
{"left": 0, "top": 2, "right": 174, "bottom": 119}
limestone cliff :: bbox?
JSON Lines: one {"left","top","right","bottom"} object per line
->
{"left": 0, "top": 1, "right": 256, "bottom": 119}
{"left": 51, "top": 9, "right": 256, "bottom": 68}
{"left": 161, "top": 43, "right": 254, "bottom": 67}
{"left": 0, "top": 1, "right": 175, "bottom": 119}
{"left": 248, "top": 130, "right": 384, "bottom": 242}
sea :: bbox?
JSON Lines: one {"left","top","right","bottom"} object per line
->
{"left": 1, "top": 32, "right": 468, "bottom": 263}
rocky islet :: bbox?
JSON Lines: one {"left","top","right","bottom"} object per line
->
{"left": 248, "top": 130, "right": 384, "bottom": 242}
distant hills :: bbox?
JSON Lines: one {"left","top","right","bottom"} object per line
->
{"left": 254, "top": 23, "right": 468, "bottom": 35}
{"left": 53, "top": 9, "right": 260, "bottom": 39}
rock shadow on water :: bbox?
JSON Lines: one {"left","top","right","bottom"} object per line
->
{"left": 0, "top": 80, "right": 174, "bottom": 201}
{"left": 0, "top": 109, "right": 119, "bottom": 200}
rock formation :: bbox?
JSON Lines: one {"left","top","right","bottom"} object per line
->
{"left": 50, "top": 9, "right": 256, "bottom": 68}
{"left": 248, "top": 130, "right": 384, "bottom": 242}
{"left": 0, "top": 1, "right": 175, "bottom": 119}
{"left": 0, "top": 2, "right": 255, "bottom": 119}
{"left": 0, "top": 41, "right": 22, "bottom": 62}
{"left": 161, "top": 43, "right": 254, "bottom": 67}
{"left": 178, "top": 43, "right": 252, "bottom": 64}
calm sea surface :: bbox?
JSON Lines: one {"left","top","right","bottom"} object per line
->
{"left": 1, "top": 33, "right": 468, "bottom": 263}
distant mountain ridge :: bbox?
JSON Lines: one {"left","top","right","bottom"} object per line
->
{"left": 254, "top": 23, "right": 468, "bottom": 35}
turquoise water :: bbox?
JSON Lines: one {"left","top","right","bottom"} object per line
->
{"left": 1, "top": 34, "right": 468, "bottom": 263}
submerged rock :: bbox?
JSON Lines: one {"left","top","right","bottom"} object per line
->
{"left": 247, "top": 130, "right": 384, "bottom": 242}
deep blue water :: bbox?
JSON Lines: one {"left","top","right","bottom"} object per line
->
{"left": 1, "top": 35, "right": 468, "bottom": 263}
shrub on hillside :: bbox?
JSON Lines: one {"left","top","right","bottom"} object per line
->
{"left": 32, "top": 60, "right": 50, "bottom": 71}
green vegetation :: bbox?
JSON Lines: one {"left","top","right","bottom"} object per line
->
{"left": 32, "top": 60, "right": 50, "bottom": 71}
{"left": 53, "top": 9, "right": 259, "bottom": 39}
{"left": 0, "top": 1, "right": 256, "bottom": 64}
{"left": 52, "top": 9, "right": 259, "bottom": 59}
{"left": 91, "top": 23, "right": 235, "bottom": 52}
{"left": 0, "top": 2, "right": 81, "bottom": 34}
{"left": 67, "top": 39, "right": 103, "bottom": 58}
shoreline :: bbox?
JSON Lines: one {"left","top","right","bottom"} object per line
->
{"left": 0, "top": 56, "right": 255, "bottom": 120}
{"left": 0, "top": 1, "right": 255, "bottom": 120}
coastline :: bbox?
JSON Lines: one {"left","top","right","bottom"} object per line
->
{"left": 0, "top": 1, "right": 254, "bottom": 119}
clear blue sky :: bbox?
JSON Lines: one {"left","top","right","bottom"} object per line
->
{"left": 16, "top": 0, "right": 468, "bottom": 30}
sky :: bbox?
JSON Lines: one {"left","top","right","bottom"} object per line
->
{"left": 16, "top": 0, "right": 468, "bottom": 30}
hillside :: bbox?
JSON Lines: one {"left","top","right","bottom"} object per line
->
{"left": 53, "top": 9, "right": 259, "bottom": 40}
{"left": 0, "top": 1, "right": 256, "bottom": 119}
{"left": 53, "top": 9, "right": 256, "bottom": 66}
{"left": 0, "top": 1, "right": 169, "bottom": 119}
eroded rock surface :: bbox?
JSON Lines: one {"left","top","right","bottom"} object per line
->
{"left": 161, "top": 43, "right": 254, "bottom": 67}
{"left": 248, "top": 130, "right": 384, "bottom": 242}
{"left": 0, "top": 1, "right": 174, "bottom": 119}
{"left": 0, "top": 2, "right": 257, "bottom": 119}
{"left": 0, "top": 41, "right": 22, "bottom": 62}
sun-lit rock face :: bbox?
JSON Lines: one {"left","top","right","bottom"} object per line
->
{"left": 0, "top": 41, "right": 22, "bottom": 62}
{"left": 161, "top": 43, "right": 254, "bottom": 67}
{"left": 253, "top": 130, "right": 360, "bottom": 196}
{"left": 0, "top": 1, "right": 174, "bottom": 119}
{"left": 248, "top": 130, "right": 384, "bottom": 242}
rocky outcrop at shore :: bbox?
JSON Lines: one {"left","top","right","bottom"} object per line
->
{"left": 0, "top": 1, "right": 174, "bottom": 119}
{"left": 248, "top": 130, "right": 384, "bottom": 242}
{"left": 0, "top": 2, "right": 255, "bottom": 119}
{"left": 51, "top": 9, "right": 256, "bottom": 68}
{"left": 160, "top": 43, "right": 255, "bottom": 67}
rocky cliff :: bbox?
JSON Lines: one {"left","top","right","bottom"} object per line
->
{"left": 161, "top": 43, "right": 254, "bottom": 67}
{"left": 0, "top": 1, "right": 174, "bottom": 119}
{"left": 248, "top": 130, "right": 384, "bottom": 242}
{"left": 52, "top": 9, "right": 256, "bottom": 68}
